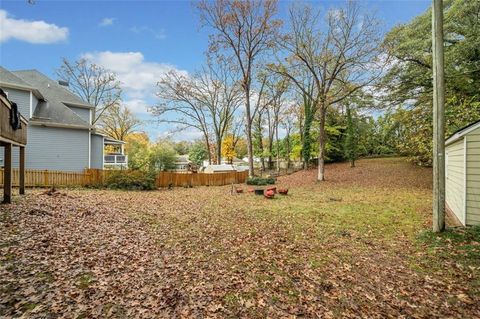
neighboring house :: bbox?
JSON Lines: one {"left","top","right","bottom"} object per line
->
{"left": 221, "top": 157, "right": 247, "bottom": 166}
{"left": 0, "top": 67, "right": 127, "bottom": 171}
{"left": 445, "top": 120, "right": 480, "bottom": 226}
{"left": 202, "top": 157, "right": 248, "bottom": 167}
{"left": 173, "top": 155, "right": 192, "bottom": 172}
{"left": 203, "top": 164, "right": 237, "bottom": 173}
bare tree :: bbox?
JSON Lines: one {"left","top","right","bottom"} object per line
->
{"left": 56, "top": 58, "right": 122, "bottom": 124}
{"left": 269, "top": 2, "right": 384, "bottom": 181}
{"left": 229, "top": 114, "right": 244, "bottom": 150}
{"left": 151, "top": 61, "right": 242, "bottom": 164}
{"left": 281, "top": 103, "right": 298, "bottom": 170}
{"left": 98, "top": 104, "right": 141, "bottom": 141}
{"left": 263, "top": 76, "right": 289, "bottom": 170}
{"left": 197, "top": 0, "right": 282, "bottom": 176}
{"left": 253, "top": 108, "right": 266, "bottom": 171}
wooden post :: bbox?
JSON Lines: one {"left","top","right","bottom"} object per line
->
{"left": 19, "top": 146, "right": 25, "bottom": 195}
{"left": 432, "top": 0, "right": 446, "bottom": 232}
{"left": 3, "top": 143, "right": 12, "bottom": 204}
{"left": 44, "top": 170, "right": 49, "bottom": 186}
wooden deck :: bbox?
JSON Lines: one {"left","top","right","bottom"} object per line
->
{"left": 1, "top": 90, "right": 28, "bottom": 203}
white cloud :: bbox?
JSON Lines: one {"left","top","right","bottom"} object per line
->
{"left": 130, "top": 26, "right": 166, "bottom": 40}
{"left": 124, "top": 99, "right": 149, "bottom": 114}
{"left": 81, "top": 51, "right": 187, "bottom": 115}
{"left": 0, "top": 10, "right": 68, "bottom": 44}
{"left": 99, "top": 17, "right": 115, "bottom": 27}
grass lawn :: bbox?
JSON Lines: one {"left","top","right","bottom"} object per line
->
{"left": 1, "top": 158, "right": 479, "bottom": 318}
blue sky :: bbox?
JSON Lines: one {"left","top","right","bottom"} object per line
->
{"left": 0, "top": 0, "right": 431, "bottom": 141}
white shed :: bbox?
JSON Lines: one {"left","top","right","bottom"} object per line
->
{"left": 445, "top": 120, "right": 480, "bottom": 226}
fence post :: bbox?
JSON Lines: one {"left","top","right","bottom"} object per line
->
{"left": 44, "top": 170, "right": 49, "bottom": 186}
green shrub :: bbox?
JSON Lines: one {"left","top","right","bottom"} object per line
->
{"left": 246, "top": 176, "right": 276, "bottom": 186}
{"left": 103, "top": 170, "right": 157, "bottom": 190}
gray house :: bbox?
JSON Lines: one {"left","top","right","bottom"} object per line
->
{"left": 0, "top": 66, "right": 127, "bottom": 172}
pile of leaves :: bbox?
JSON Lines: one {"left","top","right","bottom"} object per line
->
{"left": 1, "top": 158, "right": 479, "bottom": 318}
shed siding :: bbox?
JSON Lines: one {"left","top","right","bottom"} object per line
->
{"left": 91, "top": 134, "right": 104, "bottom": 169}
{"left": 68, "top": 106, "right": 91, "bottom": 124}
{"left": 0, "top": 87, "right": 30, "bottom": 119}
{"left": 466, "top": 127, "right": 480, "bottom": 225}
{"left": 446, "top": 139, "right": 465, "bottom": 224}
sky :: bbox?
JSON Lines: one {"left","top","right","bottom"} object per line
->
{"left": 0, "top": 0, "right": 431, "bottom": 141}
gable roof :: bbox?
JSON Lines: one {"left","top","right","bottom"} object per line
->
{"left": 446, "top": 119, "right": 480, "bottom": 146}
{"left": 0, "top": 66, "right": 32, "bottom": 89}
{"left": 9, "top": 70, "right": 93, "bottom": 128}
{"left": 0, "top": 66, "right": 44, "bottom": 99}
{"left": 175, "top": 155, "right": 191, "bottom": 164}
{"left": 12, "top": 70, "right": 93, "bottom": 109}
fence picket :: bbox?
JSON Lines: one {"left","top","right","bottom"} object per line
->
{"left": 0, "top": 168, "right": 249, "bottom": 188}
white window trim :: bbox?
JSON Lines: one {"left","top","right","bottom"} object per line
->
{"left": 88, "top": 110, "right": 92, "bottom": 168}
{"left": 29, "top": 91, "right": 33, "bottom": 118}
{"left": 102, "top": 136, "right": 105, "bottom": 169}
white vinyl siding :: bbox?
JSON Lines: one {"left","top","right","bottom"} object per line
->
{"left": 0, "top": 87, "right": 30, "bottom": 119}
{"left": 445, "top": 139, "right": 465, "bottom": 224}
{"left": 0, "top": 87, "right": 30, "bottom": 168}
{"left": 90, "top": 134, "right": 104, "bottom": 169}
{"left": 466, "top": 127, "right": 480, "bottom": 225}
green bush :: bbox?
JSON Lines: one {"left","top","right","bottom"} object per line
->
{"left": 104, "top": 170, "right": 157, "bottom": 190}
{"left": 246, "top": 176, "right": 276, "bottom": 186}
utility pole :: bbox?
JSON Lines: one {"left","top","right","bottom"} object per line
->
{"left": 432, "top": 0, "right": 445, "bottom": 232}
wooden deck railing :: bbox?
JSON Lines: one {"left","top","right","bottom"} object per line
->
{"left": 0, "top": 168, "right": 249, "bottom": 188}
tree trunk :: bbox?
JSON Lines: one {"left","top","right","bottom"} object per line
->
{"left": 302, "top": 110, "right": 313, "bottom": 170}
{"left": 317, "top": 108, "right": 326, "bottom": 182}
{"left": 286, "top": 131, "right": 291, "bottom": 171}
{"left": 432, "top": 0, "right": 445, "bottom": 232}
{"left": 216, "top": 141, "right": 222, "bottom": 165}
{"left": 275, "top": 124, "right": 280, "bottom": 174}
{"left": 204, "top": 135, "right": 212, "bottom": 165}
{"left": 245, "top": 88, "right": 255, "bottom": 177}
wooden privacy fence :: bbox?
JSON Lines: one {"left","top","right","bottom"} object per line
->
{"left": 85, "top": 169, "right": 249, "bottom": 187}
{"left": 155, "top": 171, "right": 248, "bottom": 187}
{"left": 0, "top": 168, "right": 249, "bottom": 188}
{"left": 0, "top": 168, "right": 88, "bottom": 187}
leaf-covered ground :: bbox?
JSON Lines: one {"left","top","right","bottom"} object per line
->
{"left": 1, "top": 158, "right": 479, "bottom": 318}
